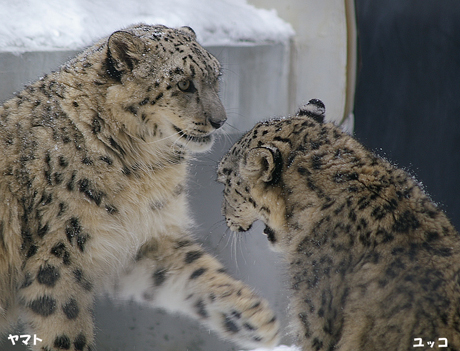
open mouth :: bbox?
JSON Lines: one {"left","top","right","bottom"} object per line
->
{"left": 172, "top": 125, "right": 213, "bottom": 144}
{"left": 263, "top": 225, "right": 276, "bottom": 243}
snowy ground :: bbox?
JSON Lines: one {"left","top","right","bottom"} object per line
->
{"left": 0, "top": 0, "right": 294, "bottom": 52}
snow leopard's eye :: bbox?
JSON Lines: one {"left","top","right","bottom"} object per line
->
{"left": 177, "top": 80, "right": 193, "bottom": 92}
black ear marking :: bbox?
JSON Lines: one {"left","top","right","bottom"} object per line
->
{"left": 179, "top": 26, "right": 197, "bottom": 40}
{"left": 267, "top": 147, "right": 283, "bottom": 185}
{"left": 106, "top": 31, "right": 146, "bottom": 80}
{"left": 106, "top": 48, "right": 122, "bottom": 81}
{"left": 297, "top": 99, "right": 326, "bottom": 123}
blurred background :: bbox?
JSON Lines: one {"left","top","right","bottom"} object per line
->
{"left": 1, "top": 0, "right": 459, "bottom": 350}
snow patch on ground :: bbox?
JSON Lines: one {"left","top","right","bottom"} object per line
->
{"left": 0, "top": 0, "right": 294, "bottom": 52}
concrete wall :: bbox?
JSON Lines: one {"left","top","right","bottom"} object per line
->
{"left": 248, "top": 0, "right": 356, "bottom": 129}
{"left": 0, "top": 43, "right": 291, "bottom": 132}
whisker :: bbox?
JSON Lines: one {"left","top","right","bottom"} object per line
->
{"left": 169, "top": 133, "right": 186, "bottom": 152}
{"left": 223, "top": 122, "right": 242, "bottom": 133}
{"left": 214, "top": 227, "right": 229, "bottom": 250}
{"left": 219, "top": 130, "right": 237, "bottom": 149}
{"left": 145, "top": 130, "right": 181, "bottom": 145}
{"left": 208, "top": 218, "right": 226, "bottom": 234}
{"left": 237, "top": 232, "right": 248, "bottom": 268}
{"left": 222, "top": 227, "right": 234, "bottom": 252}
{"left": 200, "top": 219, "right": 224, "bottom": 245}
{"left": 231, "top": 230, "right": 239, "bottom": 271}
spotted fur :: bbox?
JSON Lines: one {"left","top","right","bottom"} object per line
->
{"left": 0, "top": 24, "right": 279, "bottom": 350}
{"left": 218, "top": 99, "right": 460, "bottom": 350}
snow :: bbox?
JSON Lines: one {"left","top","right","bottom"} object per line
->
{"left": 242, "top": 345, "right": 300, "bottom": 351}
{"left": 0, "top": 0, "right": 294, "bottom": 52}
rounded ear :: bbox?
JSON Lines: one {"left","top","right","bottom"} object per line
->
{"left": 239, "top": 146, "right": 282, "bottom": 184}
{"left": 297, "top": 98, "right": 326, "bottom": 123}
{"left": 179, "top": 26, "right": 197, "bottom": 40}
{"left": 107, "top": 31, "right": 146, "bottom": 75}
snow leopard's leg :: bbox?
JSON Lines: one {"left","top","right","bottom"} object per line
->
{"left": 112, "top": 235, "right": 280, "bottom": 349}
{"left": 17, "top": 254, "right": 95, "bottom": 351}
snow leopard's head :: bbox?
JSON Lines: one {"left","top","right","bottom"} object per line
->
{"left": 103, "top": 24, "right": 226, "bottom": 153}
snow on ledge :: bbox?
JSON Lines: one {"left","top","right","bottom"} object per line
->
{"left": 0, "top": 0, "right": 294, "bottom": 52}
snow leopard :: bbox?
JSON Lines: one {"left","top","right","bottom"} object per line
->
{"left": 0, "top": 24, "right": 279, "bottom": 350}
{"left": 217, "top": 99, "right": 460, "bottom": 350}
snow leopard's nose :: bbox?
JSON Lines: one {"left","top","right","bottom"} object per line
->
{"left": 203, "top": 89, "right": 227, "bottom": 130}
{"left": 208, "top": 100, "right": 226, "bottom": 129}
{"left": 210, "top": 118, "right": 226, "bottom": 129}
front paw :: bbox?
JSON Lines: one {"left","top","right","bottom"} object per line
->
{"left": 201, "top": 277, "right": 280, "bottom": 349}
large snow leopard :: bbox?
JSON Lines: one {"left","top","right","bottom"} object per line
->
{"left": 0, "top": 24, "right": 279, "bottom": 350}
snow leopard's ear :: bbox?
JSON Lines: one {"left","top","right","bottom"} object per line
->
{"left": 297, "top": 98, "right": 326, "bottom": 123}
{"left": 239, "top": 146, "right": 282, "bottom": 185}
{"left": 107, "top": 31, "right": 146, "bottom": 79}
{"left": 178, "top": 26, "right": 197, "bottom": 40}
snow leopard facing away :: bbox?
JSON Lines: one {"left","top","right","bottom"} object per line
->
{"left": 0, "top": 24, "right": 279, "bottom": 350}
{"left": 217, "top": 99, "right": 460, "bottom": 350}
